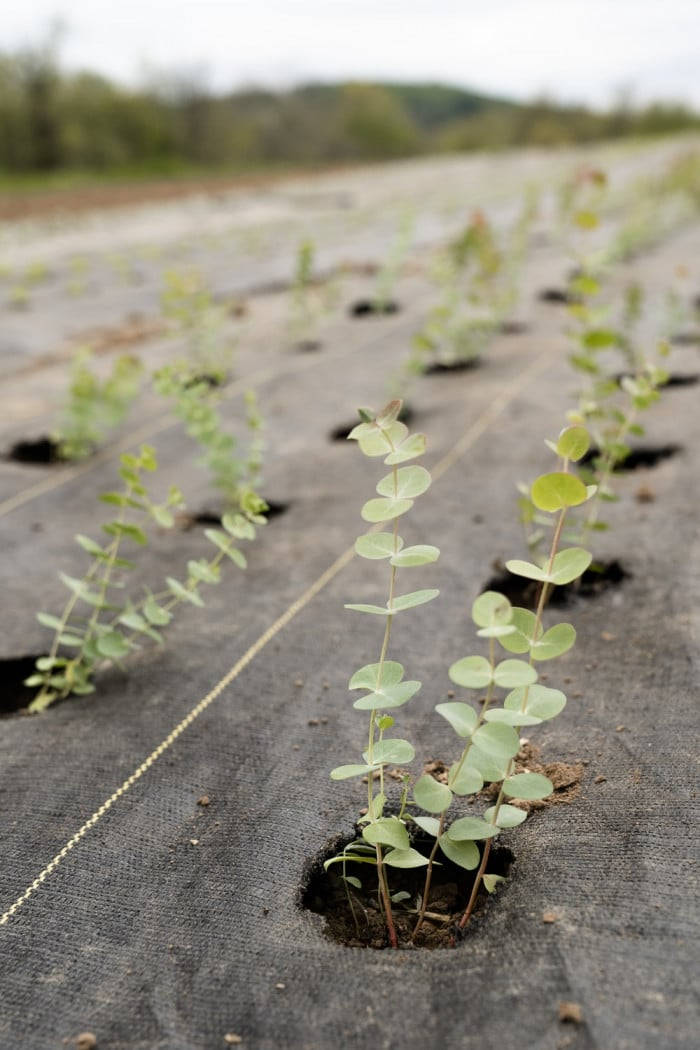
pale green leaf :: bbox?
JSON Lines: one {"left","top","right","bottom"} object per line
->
{"left": 503, "top": 772, "right": 553, "bottom": 800}
{"left": 550, "top": 548, "right": 592, "bottom": 585}
{"left": 384, "top": 433, "right": 426, "bottom": 465}
{"left": 390, "top": 544, "right": 440, "bottom": 568}
{"left": 361, "top": 496, "right": 413, "bottom": 523}
{"left": 472, "top": 722, "right": 520, "bottom": 762}
{"left": 413, "top": 775, "right": 453, "bottom": 813}
{"left": 362, "top": 817, "right": 410, "bottom": 851}
{"left": 505, "top": 559, "right": 549, "bottom": 582}
{"left": 483, "top": 874, "right": 506, "bottom": 893}
{"left": 330, "top": 763, "right": 375, "bottom": 781}
{"left": 95, "top": 631, "right": 130, "bottom": 660}
{"left": 447, "top": 816, "right": 500, "bottom": 841}
{"left": 389, "top": 589, "right": 439, "bottom": 612}
{"left": 504, "top": 684, "right": 567, "bottom": 721}
{"left": 413, "top": 816, "right": 441, "bottom": 837}
{"left": 438, "top": 834, "right": 480, "bottom": 870}
{"left": 531, "top": 472, "right": 588, "bottom": 512}
{"left": 472, "top": 591, "right": 512, "bottom": 628}
{"left": 448, "top": 761, "right": 484, "bottom": 796}
{"left": 531, "top": 622, "right": 576, "bottom": 661}
{"left": 498, "top": 607, "right": 540, "bottom": 654}
{"left": 493, "top": 659, "right": 537, "bottom": 688}
{"left": 349, "top": 661, "right": 404, "bottom": 691}
{"left": 383, "top": 847, "right": 429, "bottom": 869}
{"left": 377, "top": 465, "right": 431, "bottom": 499}
{"left": 364, "top": 739, "right": 415, "bottom": 765}
{"left": 483, "top": 804, "right": 527, "bottom": 828}
{"left": 448, "top": 654, "right": 492, "bottom": 689}
{"left": 556, "top": 426, "right": 590, "bottom": 462}
{"left": 353, "top": 680, "right": 421, "bottom": 710}
{"left": 435, "top": 701, "right": 478, "bottom": 738}
{"left": 355, "top": 532, "right": 401, "bottom": 560}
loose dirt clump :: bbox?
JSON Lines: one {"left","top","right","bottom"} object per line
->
{"left": 481, "top": 742, "right": 584, "bottom": 812}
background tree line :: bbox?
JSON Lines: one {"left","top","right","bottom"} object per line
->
{"left": 1, "top": 42, "right": 698, "bottom": 177}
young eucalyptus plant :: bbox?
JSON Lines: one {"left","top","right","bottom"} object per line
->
{"left": 289, "top": 238, "right": 320, "bottom": 346}
{"left": 153, "top": 365, "right": 267, "bottom": 519}
{"left": 25, "top": 444, "right": 257, "bottom": 711}
{"left": 161, "top": 268, "right": 234, "bottom": 380}
{"left": 412, "top": 424, "right": 595, "bottom": 937}
{"left": 327, "top": 399, "right": 440, "bottom": 949}
{"left": 55, "top": 348, "right": 144, "bottom": 461}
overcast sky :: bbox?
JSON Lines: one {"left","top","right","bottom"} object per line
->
{"left": 4, "top": 0, "right": 700, "bottom": 108}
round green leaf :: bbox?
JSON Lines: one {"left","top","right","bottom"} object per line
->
{"left": 483, "top": 707, "right": 541, "bottom": 727}
{"left": 483, "top": 803, "right": 527, "bottom": 828}
{"left": 353, "top": 680, "right": 421, "bottom": 710}
{"left": 383, "top": 847, "right": 429, "bottom": 869}
{"left": 355, "top": 420, "right": 408, "bottom": 457}
{"left": 414, "top": 774, "right": 453, "bottom": 813}
{"left": 349, "top": 661, "right": 404, "bottom": 690}
{"left": 550, "top": 548, "right": 592, "bottom": 585}
{"left": 504, "top": 684, "right": 566, "bottom": 721}
{"left": 447, "top": 816, "right": 500, "bottom": 841}
{"left": 498, "top": 608, "right": 540, "bottom": 654}
{"left": 355, "top": 532, "right": 402, "bottom": 560}
{"left": 435, "top": 701, "right": 478, "bottom": 738}
{"left": 95, "top": 631, "right": 130, "bottom": 660}
{"left": 390, "top": 589, "right": 440, "bottom": 613}
{"left": 472, "top": 722, "right": 520, "bottom": 763}
{"left": 361, "top": 497, "right": 413, "bottom": 523}
{"left": 493, "top": 659, "right": 537, "bottom": 688}
{"left": 448, "top": 761, "right": 484, "bottom": 796}
{"left": 556, "top": 426, "right": 590, "bottom": 462}
{"left": 377, "top": 465, "right": 431, "bottom": 499}
{"left": 531, "top": 472, "right": 588, "bottom": 512}
{"left": 413, "top": 816, "right": 441, "bottom": 837}
{"left": 448, "top": 655, "right": 492, "bottom": 689}
{"left": 390, "top": 544, "right": 440, "bottom": 568}
{"left": 364, "top": 739, "right": 415, "bottom": 766}
{"left": 503, "top": 772, "right": 553, "bottom": 800}
{"left": 531, "top": 623, "right": 576, "bottom": 661}
{"left": 472, "top": 591, "right": 512, "bottom": 629}
{"left": 505, "top": 559, "right": 549, "bottom": 582}
{"left": 438, "top": 834, "right": 480, "bottom": 870}
{"left": 362, "top": 817, "right": 410, "bottom": 851}
{"left": 465, "top": 743, "right": 508, "bottom": 782}
{"left": 330, "top": 763, "right": 374, "bottom": 781}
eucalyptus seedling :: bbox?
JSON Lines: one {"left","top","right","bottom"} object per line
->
{"left": 289, "top": 238, "right": 320, "bottom": 346}
{"left": 55, "top": 347, "right": 144, "bottom": 461}
{"left": 412, "top": 425, "right": 595, "bottom": 936}
{"left": 26, "top": 445, "right": 257, "bottom": 710}
{"left": 153, "top": 364, "right": 267, "bottom": 519}
{"left": 327, "top": 399, "right": 440, "bottom": 949}
{"left": 162, "top": 267, "right": 234, "bottom": 380}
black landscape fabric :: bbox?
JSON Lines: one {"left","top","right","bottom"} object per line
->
{"left": 1, "top": 223, "right": 699, "bottom": 1050}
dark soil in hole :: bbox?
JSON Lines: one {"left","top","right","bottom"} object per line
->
{"left": 0, "top": 655, "right": 41, "bottom": 716}
{"left": 330, "top": 404, "right": 414, "bottom": 442}
{"left": 7, "top": 436, "right": 63, "bottom": 465}
{"left": 670, "top": 331, "right": 700, "bottom": 346}
{"left": 423, "top": 357, "right": 481, "bottom": 376}
{"left": 483, "top": 559, "right": 629, "bottom": 609}
{"left": 293, "top": 339, "right": 322, "bottom": 353}
{"left": 580, "top": 444, "right": 681, "bottom": 471}
{"left": 181, "top": 501, "right": 289, "bottom": 528}
{"left": 349, "top": 299, "right": 400, "bottom": 317}
{"left": 538, "top": 288, "right": 579, "bottom": 305}
{"left": 301, "top": 828, "right": 513, "bottom": 949}
{"left": 499, "top": 320, "right": 529, "bottom": 335}
{"left": 184, "top": 373, "right": 226, "bottom": 389}
{"left": 614, "top": 372, "right": 699, "bottom": 389}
